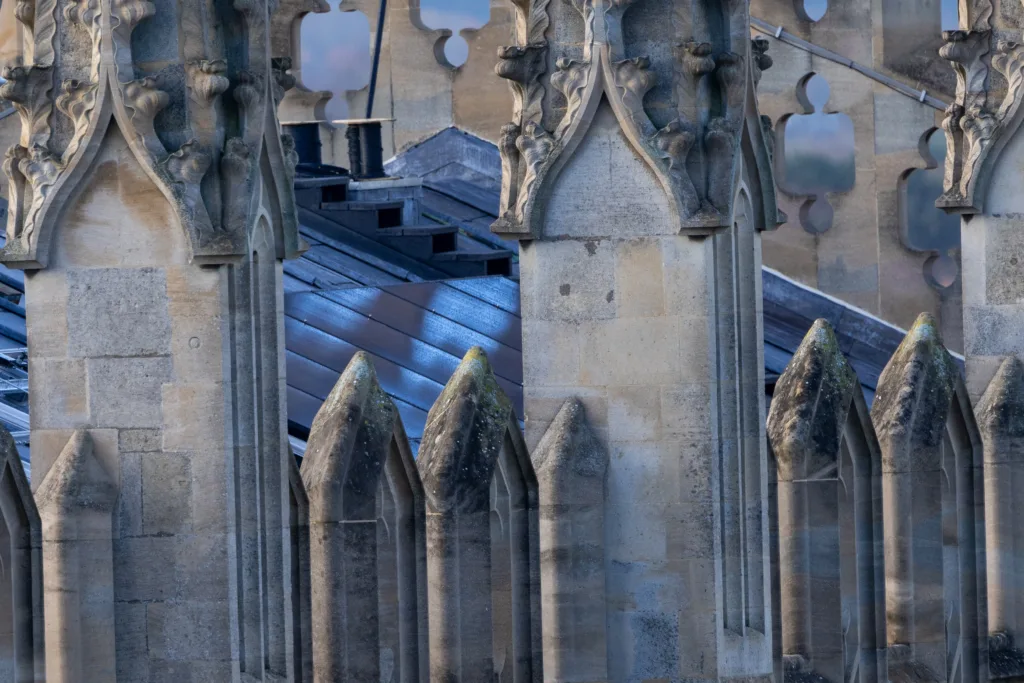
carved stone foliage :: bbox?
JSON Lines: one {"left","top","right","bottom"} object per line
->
{"left": 491, "top": 0, "right": 782, "bottom": 240}
{"left": 934, "top": 0, "right": 1024, "bottom": 216}
{"left": 0, "top": 0, "right": 304, "bottom": 269}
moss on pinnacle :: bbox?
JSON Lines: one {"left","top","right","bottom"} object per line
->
{"left": 768, "top": 319, "right": 858, "bottom": 480}
{"left": 872, "top": 313, "right": 958, "bottom": 459}
{"left": 418, "top": 347, "right": 514, "bottom": 512}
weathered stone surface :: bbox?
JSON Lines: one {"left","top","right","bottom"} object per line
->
{"left": 768, "top": 320, "right": 886, "bottom": 683}
{"left": 301, "top": 351, "right": 425, "bottom": 683}
{"left": 287, "top": 452, "right": 313, "bottom": 683}
{"left": 532, "top": 398, "right": 608, "bottom": 683}
{"left": 0, "top": 0, "right": 302, "bottom": 267}
{"left": 418, "top": 346, "right": 540, "bottom": 682}
{"left": 301, "top": 352, "right": 396, "bottom": 683}
{"left": 977, "top": 356, "right": 1024, "bottom": 459}
{"left": 0, "top": 424, "right": 44, "bottom": 683}
{"left": 27, "top": 358, "right": 87, "bottom": 429}
{"left": 768, "top": 319, "right": 859, "bottom": 482}
{"left": 417, "top": 347, "right": 505, "bottom": 683}
{"left": 86, "top": 357, "right": 172, "bottom": 429}
{"left": 9, "top": 0, "right": 303, "bottom": 677}
{"left": 491, "top": 0, "right": 780, "bottom": 240}
{"left": 64, "top": 266, "right": 169, "bottom": 358}
{"left": 978, "top": 357, "right": 1024, "bottom": 667}
{"left": 871, "top": 313, "right": 988, "bottom": 683}
{"left": 872, "top": 314, "right": 959, "bottom": 473}
{"left": 509, "top": 2, "right": 775, "bottom": 680}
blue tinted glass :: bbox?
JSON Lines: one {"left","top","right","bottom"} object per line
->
{"left": 904, "top": 131, "right": 960, "bottom": 253}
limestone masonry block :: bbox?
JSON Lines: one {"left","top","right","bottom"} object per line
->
{"left": 66, "top": 268, "right": 171, "bottom": 358}
{"left": 87, "top": 357, "right": 172, "bottom": 429}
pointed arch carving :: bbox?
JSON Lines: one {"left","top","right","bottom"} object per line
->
{"left": 493, "top": 0, "right": 782, "bottom": 239}
{"left": 0, "top": 0, "right": 304, "bottom": 269}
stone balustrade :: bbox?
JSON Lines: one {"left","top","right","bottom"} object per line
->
{"left": 0, "top": 328, "right": 1022, "bottom": 681}
{"left": 769, "top": 314, "right": 990, "bottom": 683}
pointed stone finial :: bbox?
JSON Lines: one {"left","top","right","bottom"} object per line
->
{"left": 533, "top": 398, "right": 609, "bottom": 682}
{"left": 417, "top": 347, "right": 518, "bottom": 682}
{"left": 302, "top": 351, "right": 398, "bottom": 520}
{"left": 977, "top": 356, "right": 1024, "bottom": 450}
{"left": 0, "top": 423, "right": 44, "bottom": 683}
{"left": 300, "top": 352, "right": 402, "bottom": 683}
{"left": 871, "top": 313, "right": 958, "bottom": 467}
{"left": 35, "top": 430, "right": 117, "bottom": 682}
{"left": 0, "top": 421, "right": 39, "bottom": 528}
{"left": 768, "top": 319, "right": 859, "bottom": 481}
{"left": 418, "top": 346, "right": 514, "bottom": 512}
{"left": 768, "top": 321, "right": 887, "bottom": 680}
{"left": 533, "top": 398, "right": 606, "bottom": 480}
{"left": 978, "top": 356, "right": 1024, "bottom": 647}
{"left": 35, "top": 430, "right": 116, "bottom": 520}
{"left": 870, "top": 314, "right": 980, "bottom": 674}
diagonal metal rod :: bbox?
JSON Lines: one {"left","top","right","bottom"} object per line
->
{"left": 750, "top": 16, "right": 949, "bottom": 112}
{"left": 366, "top": 0, "right": 388, "bottom": 118}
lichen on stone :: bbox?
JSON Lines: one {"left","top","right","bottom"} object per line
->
{"left": 871, "top": 313, "right": 959, "bottom": 465}
{"left": 417, "top": 346, "right": 515, "bottom": 512}
{"left": 768, "top": 318, "right": 858, "bottom": 480}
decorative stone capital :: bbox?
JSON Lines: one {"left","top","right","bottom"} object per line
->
{"left": 491, "top": 0, "right": 781, "bottom": 240}
{"left": 0, "top": 0, "right": 303, "bottom": 268}
{"left": 935, "top": 15, "right": 1024, "bottom": 216}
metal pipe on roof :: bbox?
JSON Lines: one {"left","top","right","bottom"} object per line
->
{"left": 366, "top": 0, "right": 388, "bottom": 118}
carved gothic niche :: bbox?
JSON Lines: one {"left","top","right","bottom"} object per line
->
{"left": 491, "top": 0, "right": 782, "bottom": 240}
{"left": 775, "top": 73, "right": 855, "bottom": 234}
{"left": 899, "top": 128, "right": 962, "bottom": 290}
{"left": 0, "top": 0, "right": 305, "bottom": 269}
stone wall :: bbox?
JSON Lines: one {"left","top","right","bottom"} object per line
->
{"left": 1, "top": 311, "right": 1022, "bottom": 682}
{"left": 939, "top": 4, "right": 1024, "bottom": 677}
{"left": 752, "top": 0, "right": 960, "bottom": 349}
{"left": 0, "top": 0, "right": 307, "bottom": 676}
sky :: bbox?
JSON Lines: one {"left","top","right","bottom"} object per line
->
{"left": 300, "top": 0, "right": 490, "bottom": 119}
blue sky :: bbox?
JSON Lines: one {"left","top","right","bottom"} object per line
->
{"left": 300, "top": 0, "right": 490, "bottom": 118}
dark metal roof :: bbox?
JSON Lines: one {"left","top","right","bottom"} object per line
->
{"left": 0, "top": 224, "right": 35, "bottom": 472}
{"left": 285, "top": 277, "right": 521, "bottom": 453}
{"left": 283, "top": 268, "right": 924, "bottom": 458}
{"left": 760, "top": 266, "right": 964, "bottom": 405}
